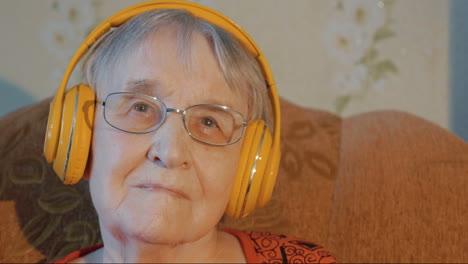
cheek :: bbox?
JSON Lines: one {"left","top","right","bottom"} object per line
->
{"left": 91, "top": 120, "right": 129, "bottom": 176}
{"left": 194, "top": 142, "right": 244, "bottom": 200}
{"left": 88, "top": 117, "right": 146, "bottom": 208}
{"left": 91, "top": 111, "right": 147, "bottom": 166}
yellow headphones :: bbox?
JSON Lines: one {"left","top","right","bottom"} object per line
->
{"left": 43, "top": 0, "right": 281, "bottom": 219}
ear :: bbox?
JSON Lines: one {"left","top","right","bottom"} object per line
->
{"left": 83, "top": 169, "right": 90, "bottom": 181}
{"left": 82, "top": 151, "right": 93, "bottom": 181}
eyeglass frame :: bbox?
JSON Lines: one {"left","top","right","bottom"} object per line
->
{"left": 97, "top": 92, "right": 248, "bottom": 146}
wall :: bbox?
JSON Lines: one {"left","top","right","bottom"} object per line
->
{"left": 450, "top": 0, "right": 468, "bottom": 141}
{"left": 0, "top": 0, "right": 456, "bottom": 137}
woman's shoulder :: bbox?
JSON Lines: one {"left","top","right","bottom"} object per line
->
{"left": 49, "top": 244, "right": 103, "bottom": 263}
{"left": 51, "top": 230, "right": 337, "bottom": 263}
{"left": 222, "top": 228, "right": 338, "bottom": 263}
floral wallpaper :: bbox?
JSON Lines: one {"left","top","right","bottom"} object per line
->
{"left": 40, "top": 0, "right": 105, "bottom": 86}
{"left": 0, "top": 0, "right": 450, "bottom": 130}
{"left": 323, "top": 0, "right": 398, "bottom": 114}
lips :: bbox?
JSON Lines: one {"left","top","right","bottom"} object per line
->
{"left": 134, "top": 183, "right": 189, "bottom": 200}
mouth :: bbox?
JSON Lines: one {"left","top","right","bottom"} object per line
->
{"left": 134, "top": 184, "right": 189, "bottom": 200}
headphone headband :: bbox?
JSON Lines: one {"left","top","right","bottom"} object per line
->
{"left": 60, "top": 0, "right": 268, "bottom": 98}
{"left": 47, "top": 0, "right": 280, "bottom": 164}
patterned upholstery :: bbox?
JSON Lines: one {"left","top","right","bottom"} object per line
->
{"left": 0, "top": 98, "right": 467, "bottom": 263}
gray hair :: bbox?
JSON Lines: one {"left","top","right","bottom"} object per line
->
{"left": 83, "top": 9, "right": 269, "bottom": 122}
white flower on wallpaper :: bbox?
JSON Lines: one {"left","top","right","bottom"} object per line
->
{"left": 323, "top": 20, "right": 369, "bottom": 65}
{"left": 40, "top": 0, "right": 102, "bottom": 87}
{"left": 56, "top": 0, "right": 96, "bottom": 31}
{"left": 343, "top": 0, "right": 385, "bottom": 38}
{"left": 40, "top": 20, "right": 78, "bottom": 61}
{"left": 333, "top": 64, "right": 368, "bottom": 96}
{"left": 324, "top": 0, "right": 398, "bottom": 114}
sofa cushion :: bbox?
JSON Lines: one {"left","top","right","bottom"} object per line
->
{"left": 327, "top": 111, "right": 468, "bottom": 262}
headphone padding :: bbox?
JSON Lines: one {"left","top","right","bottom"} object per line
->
{"left": 53, "top": 84, "right": 95, "bottom": 184}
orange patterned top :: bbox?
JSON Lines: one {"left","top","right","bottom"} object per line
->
{"left": 52, "top": 229, "right": 338, "bottom": 263}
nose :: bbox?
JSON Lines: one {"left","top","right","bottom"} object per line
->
{"left": 147, "top": 114, "right": 190, "bottom": 169}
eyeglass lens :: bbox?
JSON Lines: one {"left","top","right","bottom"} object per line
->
{"left": 103, "top": 92, "right": 245, "bottom": 145}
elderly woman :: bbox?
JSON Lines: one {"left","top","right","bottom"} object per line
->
{"left": 44, "top": 1, "right": 337, "bottom": 263}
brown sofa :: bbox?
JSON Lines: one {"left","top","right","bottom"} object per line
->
{"left": 1, "top": 98, "right": 467, "bottom": 263}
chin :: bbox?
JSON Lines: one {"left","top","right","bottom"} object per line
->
{"left": 128, "top": 220, "right": 205, "bottom": 246}
{"left": 109, "top": 208, "right": 192, "bottom": 244}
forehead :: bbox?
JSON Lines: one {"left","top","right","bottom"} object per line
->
{"left": 101, "top": 26, "right": 247, "bottom": 113}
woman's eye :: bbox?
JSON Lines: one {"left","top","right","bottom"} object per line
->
{"left": 201, "top": 117, "right": 218, "bottom": 128}
{"left": 133, "top": 103, "right": 150, "bottom": 112}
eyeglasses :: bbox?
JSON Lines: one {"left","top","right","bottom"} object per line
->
{"left": 100, "top": 92, "right": 247, "bottom": 146}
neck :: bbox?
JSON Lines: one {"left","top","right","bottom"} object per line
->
{"left": 96, "top": 222, "right": 239, "bottom": 263}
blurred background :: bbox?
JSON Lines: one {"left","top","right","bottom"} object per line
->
{"left": 0, "top": 0, "right": 466, "bottom": 141}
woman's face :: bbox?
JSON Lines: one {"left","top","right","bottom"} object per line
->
{"left": 87, "top": 26, "right": 247, "bottom": 244}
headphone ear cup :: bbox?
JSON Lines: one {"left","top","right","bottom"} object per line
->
{"left": 225, "top": 122, "right": 257, "bottom": 218}
{"left": 238, "top": 124, "right": 272, "bottom": 218}
{"left": 53, "top": 84, "right": 95, "bottom": 184}
{"left": 226, "top": 120, "right": 272, "bottom": 219}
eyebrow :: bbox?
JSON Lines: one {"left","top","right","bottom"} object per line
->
{"left": 123, "top": 78, "right": 239, "bottom": 110}
{"left": 123, "top": 79, "right": 161, "bottom": 97}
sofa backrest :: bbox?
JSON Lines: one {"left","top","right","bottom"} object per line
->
{"left": 1, "top": 98, "right": 466, "bottom": 263}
